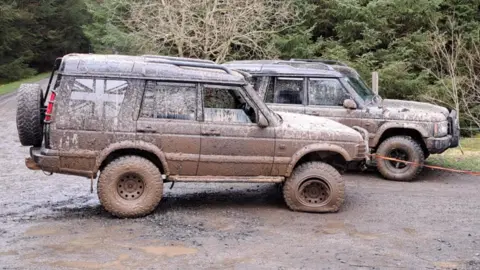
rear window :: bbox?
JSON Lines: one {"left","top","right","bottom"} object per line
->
{"left": 265, "top": 77, "right": 304, "bottom": 104}
{"left": 140, "top": 81, "right": 197, "bottom": 120}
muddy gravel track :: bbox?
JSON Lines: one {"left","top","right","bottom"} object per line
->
{"left": 1, "top": 80, "right": 480, "bottom": 269}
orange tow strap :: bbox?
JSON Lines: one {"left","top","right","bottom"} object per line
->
{"left": 371, "top": 154, "right": 480, "bottom": 176}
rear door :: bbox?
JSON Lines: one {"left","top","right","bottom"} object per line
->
{"left": 263, "top": 76, "right": 306, "bottom": 114}
{"left": 136, "top": 81, "right": 201, "bottom": 175}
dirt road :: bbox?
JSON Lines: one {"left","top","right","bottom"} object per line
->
{"left": 1, "top": 81, "right": 479, "bottom": 269}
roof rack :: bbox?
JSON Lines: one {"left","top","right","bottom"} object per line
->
{"left": 142, "top": 55, "right": 215, "bottom": 64}
{"left": 144, "top": 56, "right": 233, "bottom": 75}
{"left": 289, "top": 58, "right": 348, "bottom": 67}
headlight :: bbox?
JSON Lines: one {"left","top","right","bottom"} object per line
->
{"left": 434, "top": 121, "right": 448, "bottom": 137}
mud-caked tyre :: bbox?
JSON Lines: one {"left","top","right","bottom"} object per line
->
{"left": 97, "top": 156, "right": 163, "bottom": 218}
{"left": 16, "top": 83, "right": 44, "bottom": 146}
{"left": 283, "top": 162, "right": 344, "bottom": 213}
{"left": 376, "top": 136, "right": 424, "bottom": 182}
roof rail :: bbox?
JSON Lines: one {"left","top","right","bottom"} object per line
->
{"left": 142, "top": 55, "right": 215, "bottom": 64}
{"left": 289, "top": 58, "right": 348, "bottom": 67}
{"left": 144, "top": 57, "right": 234, "bottom": 75}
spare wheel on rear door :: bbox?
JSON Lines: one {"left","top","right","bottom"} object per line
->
{"left": 16, "top": 83, "right": 44, "bottom": 147}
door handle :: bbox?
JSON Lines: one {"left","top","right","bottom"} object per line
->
{"left": 201, "top": 129, "right": 221, "bottom": 136}
{"left": 137, "top": 126, "right": 157, "bottom": 133}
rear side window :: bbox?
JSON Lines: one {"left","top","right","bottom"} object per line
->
{"left": 140, "top": 81, "right": 197, "bottom": 120}
{"left": 265, "top": 77, "right": 304, "bottom": 104}
{"left": 69, "top": 78, "right": 128, "bottom": 119}
{"left": 308, "top": 78, "right": 347, "bottom": 106}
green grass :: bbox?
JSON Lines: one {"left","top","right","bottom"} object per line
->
{"left": 427, "top": 135, "right": 480, "bottom": 172}
{"left": 0, "top": 73, "right": 50, "bottom": 95}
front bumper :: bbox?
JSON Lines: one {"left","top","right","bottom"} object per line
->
{"left": 448, "top": 110, "right": 460, "bottom": 147}
{"left": 426, "top": 135, "right": 452, "bottom": 154}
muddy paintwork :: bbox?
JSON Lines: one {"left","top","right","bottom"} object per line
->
{"left": 223, "top": 60, "right": 460, "bottom": 155}
{"left": 28, "top": 54, "right": 367, "bottom": 180}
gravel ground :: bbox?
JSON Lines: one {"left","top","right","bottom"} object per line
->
{"left": 1, "top": 80, "right": 479, "bottom": 269}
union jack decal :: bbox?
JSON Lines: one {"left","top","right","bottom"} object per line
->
{"left": 69, "top": 78, "right": 128, "bottom": 118}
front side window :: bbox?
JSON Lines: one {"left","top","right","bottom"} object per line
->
{"left": 308, "top": 78, "right": 347, "bottom": 106}
{"left": 265, "top": 77, "right": 304, "bottom": 104}
{"left": 140, "top": 81, "right": 196, "bottom": 120}
{"left": 343, "top": 76, "right": 374, "bottom": 101}
{"left": 69, "top": 78, "right": 128, "bottom": 119}
{"left": 203, "top": 85, "right": 256, "bottom": 123}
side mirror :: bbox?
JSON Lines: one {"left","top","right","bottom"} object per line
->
{"left": 258, "top": 113, "right": 269, "bottom": 127}
{"left": 343, "top": 99, "right": 357, "bottom": 110}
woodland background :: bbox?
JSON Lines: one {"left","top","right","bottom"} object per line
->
{"left": 1, "top": 0, "right": 479, "bottom": 131}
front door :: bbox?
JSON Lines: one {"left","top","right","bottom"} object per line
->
{"left": 136, "top": 81, "right": 201, "bottom": 175}
{"left": 197, "top": 84, "right": 275, "bottom": 176}
{"left": 303, "top": 77, "right": 365, "bottom": 128}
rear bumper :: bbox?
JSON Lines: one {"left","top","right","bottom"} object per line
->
{"left": 27, "top": 147, "right": 94, "bottom": 177}
{"left": 352, "top": 126, "right": 370, "bottom": 161}
{"left": 29, "top": 147, "right": 60, "bottom": 172}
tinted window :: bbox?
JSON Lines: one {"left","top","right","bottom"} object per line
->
{"left": 271, "top": 78, "right": 304, "bottom": 104}
{"left": 69, "top": 78, "right": 127, "bottom": 119}
{"left": 203, "top": 85, "right": 255, "bottom": 123}
{"left": 264, "top": 77, "right": 275, "bottom": 103}
{"left": 140, "top": 81, "right": 196, "bottom": 120}
{"left": 308, "top": 78, "right": 347, "bottom": 106}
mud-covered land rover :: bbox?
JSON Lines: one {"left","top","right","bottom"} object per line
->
{"left": 16, "top": 54, "right": 368, "bottom": 217}
{"left": 223, "top": 59, "right": 460, "bottom": 181}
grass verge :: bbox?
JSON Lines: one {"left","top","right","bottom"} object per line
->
{"left": 0, "top": 73, "right": 50, "bottom": 95}
{"left": 427, "top": 135, "right": 480, "bottom": 172}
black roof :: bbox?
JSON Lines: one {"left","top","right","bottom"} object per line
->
{"left": 57, "top": 54, "right": 246, "bottom": 84}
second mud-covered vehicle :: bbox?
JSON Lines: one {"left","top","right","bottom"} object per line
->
{"left": 223, "top": 59, "right": 460, "bottom": 181}
{"left": 16, "top": 54, "right": 368, "bottom": 217}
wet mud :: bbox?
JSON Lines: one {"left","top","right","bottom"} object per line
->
{"left": 1, "top": 80, "right": 480, "bottom": 269}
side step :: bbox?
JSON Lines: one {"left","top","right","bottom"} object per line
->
{"left": 167, "top": 175, "right": 284, "bottom": 183}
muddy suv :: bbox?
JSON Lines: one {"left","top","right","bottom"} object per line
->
{"left": 16, "top": 54, "right": 368, "bottom": 217}
{"left": 223, "top": 59, "right": 460, "bottom": 181}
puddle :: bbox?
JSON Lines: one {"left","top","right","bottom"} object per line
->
{"left": 140, "top": 246, "right": 198, "bottom": 257}
{"left": 320, "top": 220, "right": 345, "bottom": 234}
{"left": 348, "top": 231, "right": 380, "bottom": 240}
{"left": 25, "top": 226, "right": 62, "bottom": 236}
{"left": 434, "top": 261, "right": 461, "bottom": 269}
{"left": 49, "top": 254, "right": 129, "bottom": 270}
{"left": 0, "top": 250, "right": 19, "bottom": 256}
{"left": 318, "top": 221, "right": 381, "bottom": 239}
{"left": 403, "top": 228, "right": 417, "bottom": 235}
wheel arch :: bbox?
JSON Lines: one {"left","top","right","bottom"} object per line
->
{"left": 374, "top": 126, "right": 428, "bottom": 155}
{"left": 285, "top": 144, "right": 352, "bottom": 177}
{"left": 94, "top": 141, "right": 169, "bottom": 175}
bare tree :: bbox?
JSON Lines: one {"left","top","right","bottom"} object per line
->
{"left": 425, "top": 18, "right": 480, "bottom": 129}
{"left": 107, "top": 0, "right": 305, "bottom": 63}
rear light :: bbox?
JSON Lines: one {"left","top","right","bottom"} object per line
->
{"left": 44, "top": 91, "right": 56, "bottom": 122}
